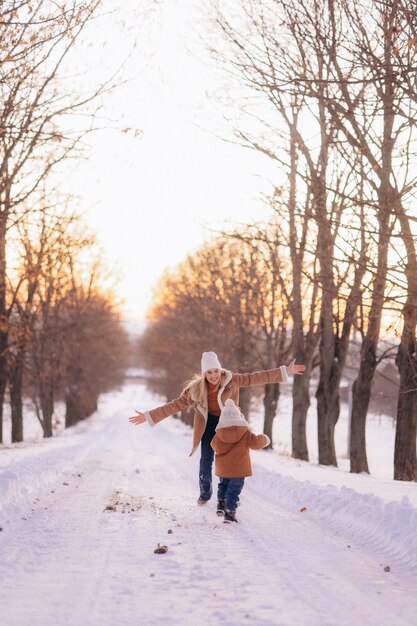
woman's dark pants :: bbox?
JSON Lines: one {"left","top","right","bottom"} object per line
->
{"left": 199, "top": 413, "right": 219, "bottom": 501}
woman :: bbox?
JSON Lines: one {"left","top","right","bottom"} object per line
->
{"left": 129, "top": 351, "right": 305, "bottom": 505}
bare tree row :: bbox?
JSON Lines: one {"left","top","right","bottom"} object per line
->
{"left": 137, "top": 0, "right": 417, "bottom": 482}
{"left": 0, "top": 1, "right": 131, "bottom": 443}
{"left": 197, "top": 0, "right": 417, "bottom": 480}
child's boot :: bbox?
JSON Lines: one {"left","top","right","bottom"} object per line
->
{"left": 224, "top": 509, "right": 238, "bottom": 523}
{"left": 216, "top": 499, "right": 226, "bottom": 516}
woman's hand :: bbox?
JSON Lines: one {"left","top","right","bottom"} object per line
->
{"left": 287, "top": 359, "right": 306, "bottom": 376}
{"left": 129, "top": 410, "right": 147, "bottom": 425}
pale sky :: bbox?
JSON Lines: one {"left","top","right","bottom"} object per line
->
{"left": 71, "top": 0, "right": 281, "bottom": 324}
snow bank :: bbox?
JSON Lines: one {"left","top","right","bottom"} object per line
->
{"left": 255, "top": 463, "right": 417, "bottom": 574}
{"left": 0, "top": 411, "right": 111, "bottom": 519}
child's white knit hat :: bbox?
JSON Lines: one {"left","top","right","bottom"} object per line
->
{"left": 201, "top": 351, "right": 222, "bottom": 373}
{"left": 216, "top": 399, "right": 248, "bottom": 430}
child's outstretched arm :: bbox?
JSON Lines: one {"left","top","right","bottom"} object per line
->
{"left": 248, "top": 432, "right": 271, "bottom": 450}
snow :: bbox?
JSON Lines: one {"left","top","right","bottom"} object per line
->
{"left": 1, "top": 381, "right": 417, "bottom": 626}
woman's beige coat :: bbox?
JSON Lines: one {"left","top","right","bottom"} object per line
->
{"left": 144, "top": 367, "right": 288, "bottom": 456}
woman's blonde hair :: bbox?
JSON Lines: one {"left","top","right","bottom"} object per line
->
{"left": 182, "top": 369, "right": 226, "bottom": 406}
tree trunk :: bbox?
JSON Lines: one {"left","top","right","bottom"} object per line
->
{"left": 263, "top": 382, "right": 280, "bottom": 448}
{"left": 0, "top": 214, "right": 7, "bottom": 443}
{"left": 350, "top": 184, "right": 391, "bottom": 473}
{"left": 9, "top": 354, "right": 24, "bottom": 443}
{"left": 315, "top": 293, "right": 339, "bottom": 466}
{"left": 0, "top": 370, "right": 5, "bottom": 444}
{"left": 65, "top": 359, "right": 81, "bottom": 428}
{"left": 312, "top": 97, "right": 338, "bottom": 466}
{"left": 349, "top": 340, "right": 375, "bottom": 473}
{"left": 393, "top": 199, "right": 417, "bottom": 480}
{"left": 287, "top": 103, "right": 314, "bottom": 463}
{"left": 350, "top": 382, "right": 370, "bottom": 473}
{"left": 292, "top": 373, "right": 310, "bottom": 461}
{"left": 316, "top": 374, "right": 339, "bottom": 466}
{"left": 394, "top": 330, "right": 417, "bottom": 481}
{"left": 79, "top": 390, "right": 98, "bottom": 421}
{"left": 316, "top": 204, "right": 338, "bottom": 467}
{"left": 65, "top": 391, "right": 80, "bottom": 427}
{"left": 239, "top": 387, "right": 251, "bottom": 420}
{"left": 40, "top": 386, "right": 54, "bottom": 438}
{"left": 66, "top": 383, "right": 97, "bottom": 427}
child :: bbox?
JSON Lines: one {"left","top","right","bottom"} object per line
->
{"left": 210, "top": 399, "right": 270, "bottom": 523}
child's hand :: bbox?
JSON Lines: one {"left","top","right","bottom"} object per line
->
{"left": 129, "top": 410, "right": 147, "bottom": 425}
{"left": 287, "top": 359, "right": 306, "bottom": 376}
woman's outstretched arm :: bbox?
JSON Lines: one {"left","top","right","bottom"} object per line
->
{"left": 128, "top": 392, "right": 192, "bottom": 427}
{"left": 129, "top": 411, "right": 147, "bottom": 425}
{"left": 233, "top": 359, "right": 306, "bottom": 388}
{"left": 287, "top": 360, "right": 306, "bottom": 376}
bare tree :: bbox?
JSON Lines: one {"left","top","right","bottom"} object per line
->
{"left": 20, "top": 209, "right": 93, "bottom": 436}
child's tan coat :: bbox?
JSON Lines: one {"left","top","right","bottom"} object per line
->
{"left": 210, "top": 426, "right": 270, "bottom": 478}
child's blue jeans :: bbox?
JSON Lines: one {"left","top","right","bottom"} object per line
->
{"left": 217, "top": 477, "right": 245, "bottom": 511}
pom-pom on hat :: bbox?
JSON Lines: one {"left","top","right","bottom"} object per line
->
{"left": 201, "top": 351, "right": 222, "bottom": 374}
{"left": 216, "top": 399, "right": 248, "bottom": 430}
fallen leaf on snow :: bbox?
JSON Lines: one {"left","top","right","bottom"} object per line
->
{"left": 300, "top": 506, "right": 307, "bottom": 512}
{"left": 154, "top": 544, "right": 168, "bottom": 554}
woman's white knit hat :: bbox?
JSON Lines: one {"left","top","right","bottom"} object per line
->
{"left": 201, "top": 351, "right": 222, "bottom": 373}
{"left": 216, "top": 399, "right": 248, "bottom": 430}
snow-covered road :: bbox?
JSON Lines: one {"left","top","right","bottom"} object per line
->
{"left": 1, "top": 382, "right": 417, "bottom": 626}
